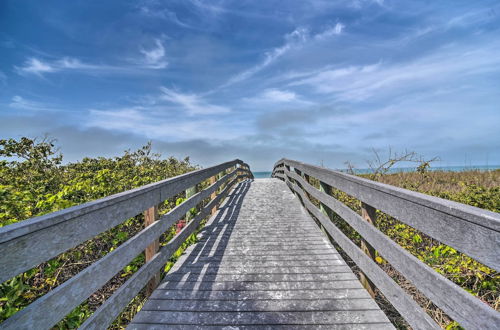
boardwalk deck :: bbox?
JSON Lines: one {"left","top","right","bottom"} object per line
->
{"left": 129, "top": 178, "right": 393, "bottom": 329}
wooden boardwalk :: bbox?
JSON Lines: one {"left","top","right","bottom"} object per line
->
{"left": 129, "top": 179, "right": 393, "bottom": 329}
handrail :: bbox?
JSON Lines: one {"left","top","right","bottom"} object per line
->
{"left": 0, "top": 160, "right": 253, "bottom": 329}
{"left": 273, "top": 158, "right": 500, "bottom": 330}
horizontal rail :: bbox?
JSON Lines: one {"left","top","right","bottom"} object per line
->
{"left": 284, "top": 168, "right": 499, "bottom": 329}
{"left": 277, "top": 158, "right": 500, "bottom": 271}
{"left": 80, "top": 176, "right": 246, "bottom": 329}
{"left": 0, "top": 160, "right": 252, "bottom": 328}
{"left": 0, "top": 160, "right": 246, "bottom": 283}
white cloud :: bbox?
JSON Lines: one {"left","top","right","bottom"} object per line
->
{"left": 87, "top": 107, "right": 236, "bottom": 140}
{"left": 9, "top": 95, "right": 58, "bottom": 112}
{"left": 287, "top": 43, "right": 500, "bottom": 101}
{"left": 15, "top": 53, "right": 167, "bottom": 77}
{"left": 140, "top": 39, "right": 168, "bottom": 69}
{"left": 160, "top": 87, "right": 230, "bottom": 115}
{"left": 315, "top": 22, "right": 345, "bottom": 40}
{"left": 219, "top": 25, "right": 346, "bottom": 89}
{"left": 260, "top": 89, "right": 298, "bottom": 102}
{"left": 16, "top": 58, "right": 56, "bottom": 76}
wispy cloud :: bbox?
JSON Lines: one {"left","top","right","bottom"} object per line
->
{"left": 8, "top": 95, "right": 61, "bottom": 112}
{"left": 244, "top": 89, "right": 315, "bottom": 106}
{"left": 87, "top": 107, "right": 236, "bottom": 140}
{"left": 287, "top": 43, "right": 500, "bottom": 101}
{"left": 220, "top": 25, "right": 345, "bottom": 89}
{"left": 15, "top": 51, "right": 168, "bottom": 77}
{"left": 314, "top": 22, "right": 345, "bottom": 40}
{"left": 138, "top": 4, "right": 193, "bottom": 28}
{"left": 160, "top": 87, "right": 230, "bottom": 115}
{"left": 16, "top": 58, "right": 57, "bottom": 76}
{"left": 259, "top": 89, "right": 298, "bottom": 102}
{"left": 139, "top": 39, "right": 168, "bottom": 69}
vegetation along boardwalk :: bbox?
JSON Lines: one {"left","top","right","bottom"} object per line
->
{"left": 0, "top": 159, "right": 499, "bottom": 329}
{"left": 130, "top": 179, "right": 393, "bottom": 329}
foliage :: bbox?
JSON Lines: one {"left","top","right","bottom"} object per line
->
{"left": 0, "top": 137, "right": 198, "bottom": 327}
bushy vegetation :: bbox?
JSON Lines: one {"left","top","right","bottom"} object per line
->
{"left": 0, "top": 137, "right": 198, "bottom": 328}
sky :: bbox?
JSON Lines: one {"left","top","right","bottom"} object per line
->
{"left": 1, "top": 0, "right": 499, "bottom": 171}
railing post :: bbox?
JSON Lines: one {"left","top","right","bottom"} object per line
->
{"left": 210, "top": 176, "right": 217, "bottom": 215}
{"left": 143, "top": 205, "right": 160, "bottom": 296}
{"left": 185, "top": 186, "right": 197, "bottom": 221}
{"left": 319, "top": 182, "right": 332, "bottom": 236}
{"left": 360, "top": 202, "right": 377, "bottom": 298}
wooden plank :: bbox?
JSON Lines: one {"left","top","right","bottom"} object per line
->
{"left": 0, "top": 159, "right": 245, "bottom": 283}
{"left": 129, "top": 324, "right": 394, "bottom": 330}
{"left": 185, "top": 185, "right": 197, "bottom": 220}
{"left": 142, "top": 298, "right": 380, "bottom": 312}
{"left": 283, "top": 159, "right": 500, "bottom": 271}
{"left": 148, "top": 288, "right": 372, "bottom": 300}
{"left": 163, "top": 272, "right": 357, "bottom": 282}
{"left": 286, "top": 178, "right": 440, "bottom": 330}
{"left": 286, "top": 170, "right": 500, "bottom": 329}
{"left": 156, "top": 280, "right": 362, "bottom": 291}
{"left": 144, "top": 205, "right": 160, "bottom": 296}
{"left": 131, "top": 310, "right": 391, "bottom": 325}
{"left": 359, "top": 202, "right": 377, "bottom": 298}
{"left": 1, "top": 172, "right": 241, "bottom": 330}
{"left": 79, "top": 177, "right": 244, "bottom": 330}
{"left": 210, "top": 176, "right": 217, "bottom": 215}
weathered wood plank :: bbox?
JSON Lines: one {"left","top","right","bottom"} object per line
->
{"left": 142, "top": 298, "right": 380, "bottom": 312}
{"left": 156, "top": 280, "right": 362, "bottom": 291}
{"left": 163, "top": 272, "right": 356, "bottom": 282}
{"left": 131, "top": 310, "right": 391, "bottom": 325}
{"left": 0, "top": 160, "right": 245, "bottom": 283}
{"left": 286, "top": 169, "right": 500, "bottom": 329}
{"left": 144, "top": 205, "right": 160, "bottom": 296}
{"left": 129, "top": 324, "right": 394, "bottom": 330}
{"left": 148, "top": 288, "right": 372, "bottom": 300}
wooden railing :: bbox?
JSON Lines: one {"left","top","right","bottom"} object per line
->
{"left": 273, "top": 158, "right": 500, "bottom": 330}
{"left": 0, "top": 160, "right": 253, "bottom": 329}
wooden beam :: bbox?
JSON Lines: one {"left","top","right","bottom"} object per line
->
{"left": 210, "top": 176, "right": 217, "bottom": 215}
{"left": 359, "top": 202, "right": 377, "bottom": 298}
{"left": 185, "top": 186, "right": 197, "bottom": 221}
{"left": 144, "top": 205, "right": 160, "bottom": 296}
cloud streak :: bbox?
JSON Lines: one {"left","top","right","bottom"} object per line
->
{"left": 139, "top": 39, "right": 168, "bottom": 69}
{"left": 287, "top": 42, "right": 500, "bottom": 101}
{"left": 160, "top": 87, "right": 230, "bottom": 115}
{"left": 220, "top": 24, "right": 345, "bottom": 89}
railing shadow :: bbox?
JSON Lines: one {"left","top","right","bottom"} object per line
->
{"left": 157, "top": 179, "right": 252, "bottom": 291}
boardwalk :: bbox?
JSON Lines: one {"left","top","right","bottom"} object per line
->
{"left": 129, "top": 179, "right": 393, "bottom": 329}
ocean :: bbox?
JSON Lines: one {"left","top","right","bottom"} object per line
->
{"left": 252, "top": 165, "right": 500, "bottom": 178}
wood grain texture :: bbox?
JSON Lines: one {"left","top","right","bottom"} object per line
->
{"left": 130, "top": 179, "right": 393, "bottom": 329}
{"left": 284, "top": 167, "right": 500, "bottom": 329}
{"left": 279, "top": 158, "right": 500, "bottom": 272}
{"left": 144, "top": 205, "right": 160, "bottom": 296}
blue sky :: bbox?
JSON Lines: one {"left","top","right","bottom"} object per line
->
{"left": 1, "top": 0, "right": 499, "bottom": 171}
